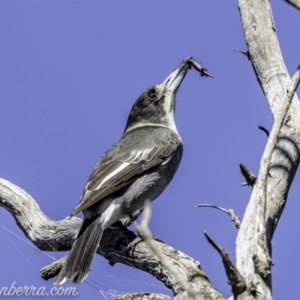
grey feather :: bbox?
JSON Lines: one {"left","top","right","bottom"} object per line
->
{"left": 72, "top": 126, "right": 181, "bottom": 216}
{"left": 55, "top": 216, "right": 103, "bottom": 284}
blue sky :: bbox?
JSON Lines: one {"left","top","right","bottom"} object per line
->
{"left": 0, "top": 1, "right": 299, "bottom": 299}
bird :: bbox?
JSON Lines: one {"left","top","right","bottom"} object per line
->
{"left": 55, "top": 57, "right": 205, "bottom": 285}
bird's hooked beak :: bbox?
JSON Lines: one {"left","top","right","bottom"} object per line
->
{"left": 163, "top": 57, "right": 213, "bottom": 94}
{"left": 163, "top": 57, "right": 191, "bottom": 94}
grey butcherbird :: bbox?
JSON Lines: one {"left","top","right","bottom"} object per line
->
{"left": 55, "top": 57, "right": 210, "bottom": 285}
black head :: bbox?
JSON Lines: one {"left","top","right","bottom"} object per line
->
{"left": 124, "top": 59, "right": 190, "bottom": 134}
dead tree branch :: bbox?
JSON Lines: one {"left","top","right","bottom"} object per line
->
{"left": 237, "top": 0, "right": 300, "bottom": 298}
{"left": 0, "top": 178, "right": 223, "bottom": 300}
{"left": 204, "top": 232, "right": 246, "bottom": 297}
{"left": 234, "top": 50, "right": 250, "bottom": 60}
{"left": 258, "top": 126, "right": 269, "bottom": 137}
{"left": 197, "top": 204, "right": 240, "bottom": 229}
{"left": 239, "top": 164, "right": 256, "bottom": 187}
{"left": 40, "top": 257, "right": 66, "bottom": 280}
{"left": 135, "top": 203, "right": 202, "bottom": 300}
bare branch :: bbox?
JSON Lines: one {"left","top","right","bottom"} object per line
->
{"left": 258, "top": 126, "right": 269, "bottom": 137}
{"left": 0, "top": 178, "right": 81, "bottom": 251}
{"left": 135, "top": 203, "right": 203, "bottom": 300}
{"left": 197, "top": 204, "right": 240, "bottom": 229}
{"left": 245, "top": 64, "right": 300, "bottom": 281}
{"left": 40, "top": 257, "right": 66, "bottom": 280}
{"left": 258, "top": 65, "right": 300, "bottom": 211}
{"left": 237, "top": 0, "right": 300, "bottom": 298}
{"left": 284, "top": 0, "right": 300, "bottom": 10}
{"left": 204, "top": 232, "right": 246, "bottom": 297}
{"left": 239, "top": 164, "right": 256, "bottom": 187}
{"left": 234, "top": 49, "right": 250, "bottom": 60}
{"left": 0, "top": 178, "right": 222, "bottom": 300}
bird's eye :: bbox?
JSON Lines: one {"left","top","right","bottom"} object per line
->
{"left": 147, "top": 91, "right": 159, "bottom": 101}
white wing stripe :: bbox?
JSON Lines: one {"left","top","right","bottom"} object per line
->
{"left": 95, "top": 162, "right": 130, "bottom": 190}
{"left": 161, "top": 155, "right": 173, "bottom": 165}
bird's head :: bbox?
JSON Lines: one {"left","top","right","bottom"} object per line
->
{"left": 124, "top": 58, "right": 191, "bottom": 134}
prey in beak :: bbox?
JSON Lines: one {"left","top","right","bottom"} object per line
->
{"left": 125, "top": 57, "right": 212, "bottom": 134}
{"left": 164, "top": 56, "right": 213, "bottom": 93}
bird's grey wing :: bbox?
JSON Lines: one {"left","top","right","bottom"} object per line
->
{"left": 71, "top": 132, "right": 180, "bottom": 215}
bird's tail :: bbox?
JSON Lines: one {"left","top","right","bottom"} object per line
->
{"left": 55, "top": 216, "right": 103, "bottom": 284}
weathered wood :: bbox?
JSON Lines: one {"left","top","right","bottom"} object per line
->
{"left": 204, "top": 232, "right": 246, "bottom": 297}
{"left": 197, "top": 204, "right": 240, "bottom": 229}
{"left": 236, "top": 0, "right": 300, "bottom": 299}
{"left": 115, "top": 293, "right": 172, "bottom": 300}
{"left": 0, "top": 178, "right": 223, "bottom": 300}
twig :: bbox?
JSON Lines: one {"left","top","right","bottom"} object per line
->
{"left": 234, "top": 50, "right": 250, "bottom": 60}
{"left": 135, "top": 203, "right": 202, "bottom": 300}
{"left": 239, "top": 164, "right": 256, "bottom": 186}
{"left": 196, "top": 204, "right": 240, "bottom": 229}
{"left": 204, "top": 232, "right": 247, "bottom": 297}
{"left": 258, "top": 126, "right": 269, "bottom": 137}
